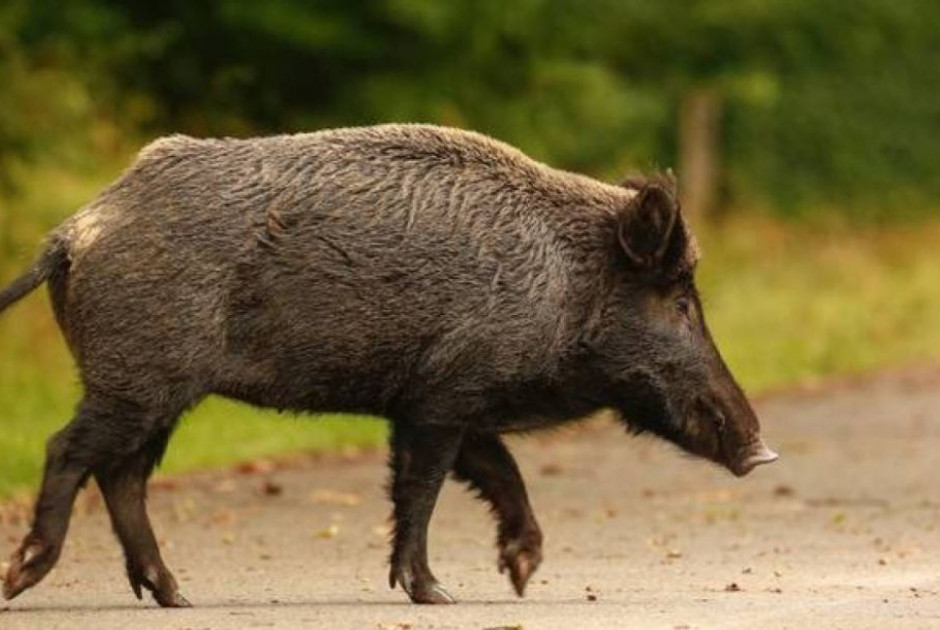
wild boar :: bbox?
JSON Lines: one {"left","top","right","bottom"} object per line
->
{"left": 0, "top": 124, "right": 776, "bottom": 606}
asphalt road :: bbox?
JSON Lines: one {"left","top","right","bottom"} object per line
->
{"left": 2, "top": 365, "right": 939, "bottom": 629}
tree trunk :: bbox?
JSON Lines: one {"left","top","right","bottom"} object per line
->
{"left": 678, "top": 88, "right": 722, "bottom": 223}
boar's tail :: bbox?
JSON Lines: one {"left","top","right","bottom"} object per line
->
{"left": 0, "top": 237, "right": 68, "bottom": 316}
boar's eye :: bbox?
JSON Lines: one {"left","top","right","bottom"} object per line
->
{"left": 675, "top": 296, "right": 691, "bottom": 318}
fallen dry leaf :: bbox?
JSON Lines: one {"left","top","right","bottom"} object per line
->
{"left": 236, "top": 459, "right": 276, "bottom": 475}
{"left": 310, "top": 489, "right": 361, "bottom": 506}
{"left": 209, "top": 509, "right": 237, "bottom": 526}
{"left": 315, "top": 524, "right": 340, "bottom": 539}
{"left": 773, "top": 485, "right": 795, "bottom": 498}
{"left": 261, "top": 479, "right": 283, "bottom": 496}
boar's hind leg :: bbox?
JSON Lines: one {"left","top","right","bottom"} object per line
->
{"left": 2, "top": 394, "right": 184, "bottom": 604}
{"left": 388, "top": 423, "right": 465, "bottom": 604}
{"left": 452, "top": 433, "right": 543, "bottom": 597}
{"left": 3, "top": 405, "right": 100, "bottom": 601}
{"left": 95, "top": 427, "right": 189, "bottom": 608}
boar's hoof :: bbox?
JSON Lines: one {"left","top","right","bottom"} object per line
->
{"left": 390, "top": 566, "right": 456, "bottom": 604}
{"left": 3, "top": 539, "right": 58, "bottom": 601}
{"left": 498, "top": 538, "right": 543, "bottom": 597}
{"left": 411, "top": 582, "right": 456, "bottom": 605}
{"left": 127, "top": 564, "right": 191, "bottom": 607}
{"left": 154, "top": 589, "right": 192, "bottom": 608}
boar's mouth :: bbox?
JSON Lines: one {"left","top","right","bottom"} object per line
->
{"left": 697, "top": 398, "right": 779, "bottom": 477}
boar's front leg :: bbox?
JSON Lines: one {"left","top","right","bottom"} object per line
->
{"left": 452, "top": 433, "right": 543, "bottom": 597}
{"left": 388, "top": 422, "right": 465, "bottom": 604}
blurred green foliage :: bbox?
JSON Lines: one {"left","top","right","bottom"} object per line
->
{"left": 1, "top": 0, "right": 939, "bottom": 220}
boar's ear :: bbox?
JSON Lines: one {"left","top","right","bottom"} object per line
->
{"left": 617, "top": 184, "right": 683, "bottom": 273}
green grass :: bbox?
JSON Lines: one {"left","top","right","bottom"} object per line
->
{"left": 2, "top": 163, "right": 940, "bottom": 498}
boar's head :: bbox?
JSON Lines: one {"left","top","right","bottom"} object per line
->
{"left": 583, "top": 181, "right": 777, "bottom": 476}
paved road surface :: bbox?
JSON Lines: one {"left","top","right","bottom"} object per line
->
{"left": 2, "top": 366, "right": 939, "bottom": 629}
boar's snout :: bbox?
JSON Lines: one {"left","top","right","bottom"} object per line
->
{"left": 731, "top": 438, "right": 779, "bottom": 477}
{"left": 697, "top": 361, "right": 778, "bottom": 477}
